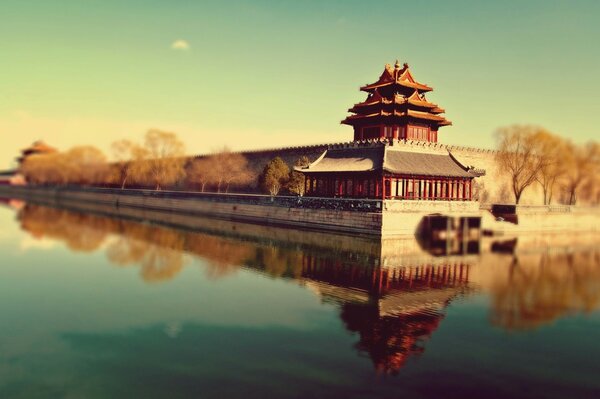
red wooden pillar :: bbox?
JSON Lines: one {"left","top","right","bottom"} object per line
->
{"left": 469, "top": 179, "right": 473, "bottom": 200}
{"left": 455, "top": 180, "right": 459, "bottom": 200}
{"left": 400, "top": 178, "right": 404, "bottom": 199}
{"left": 428, "top": 179, "right": 432, "bottom": 200}
{"left": 445, "top": 179, "right": 449, "bottom": 200}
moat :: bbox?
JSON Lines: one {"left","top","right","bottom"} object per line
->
{"left": 1, "top": 199, "right": 599, "bottom": 399}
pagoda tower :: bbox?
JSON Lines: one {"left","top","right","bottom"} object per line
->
{"left": 342, "top": 60, "right": 451, "bottom": 142}
{"left": 16, "top": 141, "right": 57, "bottom": 166}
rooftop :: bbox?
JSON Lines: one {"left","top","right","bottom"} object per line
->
{"left": 296, "top": 142, "right": 484, "bottom": 178}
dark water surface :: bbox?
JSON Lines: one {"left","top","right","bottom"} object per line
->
{"left": 0, "top": 199, "right": 599, "bottom": 398}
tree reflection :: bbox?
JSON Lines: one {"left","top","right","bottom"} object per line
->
{"left": 490, "top": 249, "right": 600, "bottom": 330}
{"left": 105, "top": 223, "right": 187, "bottom": 282}
{"left": 18, "top": 205, "right": 109, "bottom": 252}
{"left": 16, "top": 204, "right": 253, "bottom": 282}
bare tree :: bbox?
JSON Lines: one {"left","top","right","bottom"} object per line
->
{"left": 189, "top": 148, "right": 253, "bottom": 193}
{"left": 111, "top": 140, "right": 149, "bottom": 189}
{"left": 21, "top": 153, "right": 70, "bottom": 185}
{"left": 212, "top": 148, "right": 253, "bottom": 193}
{"left": 534, "top": 131, "right": 565, "bottom": 205}
{"left": 288, "top": 156, "right": 310, "bottom": 196}
{"left": 20, "top": 154, "right": 47, "bottom": 184}
{"left": 563, "top": 141, "right": 600, "bottom": 205}
{"left": 260, "top": 157, "right": 290, "bottom": 196}
{"left": 64, "top": 146, "right": 109, "bottom": 185}
{"left": 188, "top": 158, "right": 216, "bottom": 192}
{"left": 495, "top": 126, "right": 546, "bottom": 204}
{"left": 143, "top": 129, "right": 187, "bottom": 190}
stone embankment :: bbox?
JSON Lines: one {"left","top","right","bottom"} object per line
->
{"left": 1, "top": 185, "right": 598, "bottom": 236}
{"left": 0, "top": 186, "right": 385, "bottom": 236}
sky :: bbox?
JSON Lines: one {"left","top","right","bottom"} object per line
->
{"left": 1, "top": 0, "right": 599, "bottom": 168}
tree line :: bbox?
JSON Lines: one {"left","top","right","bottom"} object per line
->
{"left": 20, "top": 129, "right": 312, "bottom": 195}
{"left": 495, "top": 125, "right": 600, "bottom": 205}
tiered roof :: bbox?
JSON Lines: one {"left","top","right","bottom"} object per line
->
{"left": 342, "top": 60, "right": 451, "bottom": 129}
{"left": 21, "top": 141, "right": 57, "bottom": 155}
{"left": 17, "top": 141, "right": 57, "bottom": 164}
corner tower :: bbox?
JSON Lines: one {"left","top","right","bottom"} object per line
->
{"left": 342, "top": 60, "right": 451, "bottom": 142}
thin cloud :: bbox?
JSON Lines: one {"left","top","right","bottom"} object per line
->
{"left": 171, "top": 39, "right": 190, "bottom": 51}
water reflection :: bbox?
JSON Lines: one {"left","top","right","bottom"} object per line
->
{"left": 9, "top": 200, "right": 600, "bottom": 374}
{"left": 489, "top": 249, "right": 600, "bottom": 331}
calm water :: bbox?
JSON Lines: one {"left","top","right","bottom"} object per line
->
{"left": 1, "top": 199, "right": 599, "bottom": 399}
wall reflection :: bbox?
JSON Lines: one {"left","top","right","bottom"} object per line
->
{"left": 11, "top": 201, "right": 600, "bottom": 374}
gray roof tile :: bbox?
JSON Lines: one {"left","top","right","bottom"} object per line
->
{"left": 299, "top": 145, "right": 478, "bottom": 178}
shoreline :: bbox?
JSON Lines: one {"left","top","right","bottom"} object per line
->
{"left": 1, "top": 185, "right": 599, "bottom": 237}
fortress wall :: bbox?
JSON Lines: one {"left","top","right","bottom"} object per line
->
{"left": 0, "top": 186, "right": 483, "bottom": 237}
{"left": 218, "top": 139, "right": 547, "bottom": 205}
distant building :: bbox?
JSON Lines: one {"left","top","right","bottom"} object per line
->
{"left": 0, "top": 170, "right": 25, "bottom": 186}
{"left": 296, "top": 61, "right": 484, "bottom": 200}
{"left": 16, "top": 140, "right": 57, "bottom": 167}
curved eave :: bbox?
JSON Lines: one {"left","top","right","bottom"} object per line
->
{"left": 407, "top": 99, "right": 438, "bottom": 108}
{"left": 360, "top": 80, "right": 433, "bottom": 93}
{"left": 350, "top": 99, "right": 442, "bottom": 114}
{"left": 381, "top": 168, "right": 477, "bottom": 178}
{"left": 297, "top": 167, "right": 379, "bottom": 174}
{"left": 406, "top": 110, "right": 451, "bottom": 123}
{"left": 341, "top": 112, "right": 452, "bottom": 126}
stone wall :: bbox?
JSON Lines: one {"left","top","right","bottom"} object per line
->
{"left": 515, "top": 205, "right": 600, "bottom": 233}
{"left": 217, "top": 139, "right": 546, "bottom": 205}
{"left": 0, "top": 186, "right": 485, "bottom": 237}
{"left": 4, "top": 184, "right": 595, "bottom": 236}
{"left": 0, "top": 186, "right": 384, "bottom": 236}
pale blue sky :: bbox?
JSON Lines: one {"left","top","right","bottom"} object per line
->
{"left": 1, "top": 0, "right": 599, "bottom": 167}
